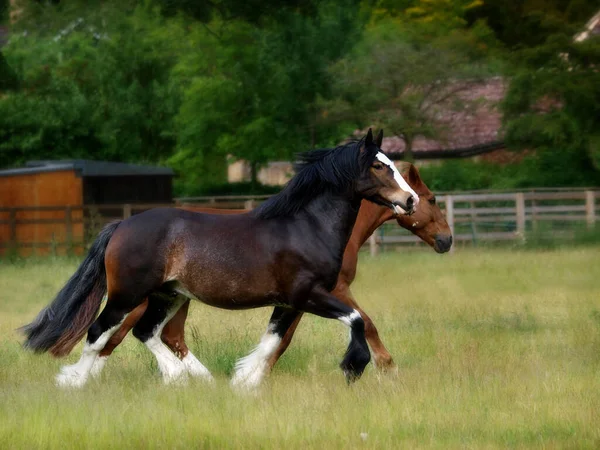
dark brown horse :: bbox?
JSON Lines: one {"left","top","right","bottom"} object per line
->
{"left": 90, "top": 162, "right": 451, "bottom": 380}
{"left": 22, "top": 130, "right": 419, "bottom": 388}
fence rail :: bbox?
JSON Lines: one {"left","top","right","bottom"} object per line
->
{"left": 368, "top": 189, "right": 599, "bottom": 255}
{"left": 1, "top": 189, "right": 598, "bottom": 256}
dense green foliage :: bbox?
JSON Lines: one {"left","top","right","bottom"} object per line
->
{"left": 0, "top": 0, "right": 8, "bottom": 22}
{"left": 0, "top": 7, "right": 180, "bottom": 166}
{"left": 326, "top": 18, "right": 498, "bottom": 161}
{"left": 418, "top": 153, "right": 599, "bottom": 192}
{"left": 466, "top": 0, "right": 598, "bottom": 48}
{"left": 0, "top": 0, "right": 599, "bottom": 194}
{"left": 502, "top": 34, "right": 600, "bottom": 186}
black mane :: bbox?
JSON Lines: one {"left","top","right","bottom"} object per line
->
{"left": 252, "top": 138, "right": 377, "bottom": 219}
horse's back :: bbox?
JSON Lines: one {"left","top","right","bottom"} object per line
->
{"left": 104, "top": 207, "right": 275, "bottom": 302}
{"left": 107, "top": 207, "right": 258, "bottom": 257}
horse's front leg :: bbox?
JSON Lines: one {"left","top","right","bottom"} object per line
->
{"left": 302, "top": 287, "right": 371, "bottom": 383}
{"left": 267, "top": 284, "right": 396, "bottom": 374}
{"left": 331, "top": 283, "right": 396, "bottom": 372}
{"left": 231, "top": 307, "right": 301, "bottom": 390}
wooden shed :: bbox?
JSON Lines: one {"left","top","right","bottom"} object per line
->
{"left": 0, "top": 160, "right": 174, "bottom": 255}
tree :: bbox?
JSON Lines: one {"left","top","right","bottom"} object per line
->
{"left": 0, "top": 4, "right": 181, "bottom": 168}
{"left": 0, "top": 0, "right": 18, "bottom": 91}
{"left": 466, "top": 0, "right": 598, "bottom": 49}
{"left": 168, "top": 0, "right": 363, "bottom": 190}
{"left": 1, "top": 0, "right": 365, "bottom": 193}
{"left": 502, "top": 31, "right": 600, "bottom": 185}
{"left": 324, "top": 19, "right": 496, "bottom": 161}
{"left": 156, "top": 0, "right": 319, "bottom": 24}
{"left": 370, "top": 0, "right": 484, "bottom": 30}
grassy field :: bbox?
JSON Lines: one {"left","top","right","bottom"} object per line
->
{"left": 1, "top": 248, "right": 599, "bottom": 449}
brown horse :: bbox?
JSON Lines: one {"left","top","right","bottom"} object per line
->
{"left": 90, "top": 162, "right": 451, "bottom": 379}
{"left": 22, "top": 130, "right": 419, "bottom": 388}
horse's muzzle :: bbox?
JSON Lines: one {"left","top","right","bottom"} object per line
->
{"left": 392, "top": 194, "right": 415, "bottom": 216}
{"left": 434, "top": 234, "right": 453, "bottom": 253}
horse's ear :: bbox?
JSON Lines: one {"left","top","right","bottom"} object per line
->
{"left": 365, "top": 128, "right": 373, "bottom": 147}
{"left": 375, "top": 129, "right": 384, "bottom": 148}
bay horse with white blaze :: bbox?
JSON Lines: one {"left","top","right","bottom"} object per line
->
{"left": 92, "top": 162, "right": 452, "bottom": 379}
{"left": 22, "top": 129, "right": 418, "bottom": 388}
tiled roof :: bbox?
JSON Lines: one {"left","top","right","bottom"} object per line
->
{"left": 357, "top": 77, "right": 507, "bottom": 159}
{"left": 0, "top": 159, "right": 174, "bottom": 177}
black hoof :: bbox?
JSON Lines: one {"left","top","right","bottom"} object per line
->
{"left": 342, "top": 368, "right": 362, "bottom": 384}
{"left": 340, "top": 345, "right": 371, "bottom": 384}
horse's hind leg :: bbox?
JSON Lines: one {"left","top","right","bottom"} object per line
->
{"left": 266, "top": 312, "right": 304, "bottom": 372}
{"left": 132, "top": 293, "right": 212, "bottom": 384}
{"left": 56, "top": 294, "right": 141, "bottom": 388}
{"left": 90, "top": 301, "right": 149, "bottom": 378}
{"left": 231, "top": 307, "right": 300, "bottom": 390}
{"left": 331, "top": 284, "right": 396, "bottom": 372}
{"left": 161, "top": 300, "right": 189, "bottom": 359}
{"left": 159, "top": 300, "right": 208, "bottom": 378}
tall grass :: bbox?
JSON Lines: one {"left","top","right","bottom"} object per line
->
{"left": 1, "top": 249, "right": 599, "bottom": 449}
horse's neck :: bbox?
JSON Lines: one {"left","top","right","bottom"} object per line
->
{"left": 303, "top": 192, "right": 361, "bottom": 256}
{"left": 349, "top": 201, "right": 393, "bottom": 248}
{"left": 336, "top": 201, "right": 392, "bottom": 285}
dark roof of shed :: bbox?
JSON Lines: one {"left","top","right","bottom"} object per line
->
{"left": 0, "top": 160, "right": 175, "bottom": 177}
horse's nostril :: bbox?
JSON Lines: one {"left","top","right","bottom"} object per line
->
{"left": 435, "top": 234, "right": 453, "bottom": 252}
{"left": 406, "top": 195, "right": 414, "bottom": 210}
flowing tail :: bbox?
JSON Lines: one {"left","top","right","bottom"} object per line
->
{"left": 21, "top": 221, "right": 121, "bottom": 357}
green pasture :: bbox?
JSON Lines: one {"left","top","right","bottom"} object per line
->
{"left": 1, "top": 248, "right": 599, "bottom": 449}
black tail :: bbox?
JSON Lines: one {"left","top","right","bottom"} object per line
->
{"left": 21, "top": 221, "right": 121, "bottom": 357}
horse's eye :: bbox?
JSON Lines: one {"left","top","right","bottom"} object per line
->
{"left": 428, "top": 196, "right": 436, "bottom": 205}
{"left": 372, "top": 163, "right": 384, "bottom": 171}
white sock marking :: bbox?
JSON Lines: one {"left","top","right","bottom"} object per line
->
{"left": 145, "top": 335, "right": 188, "bottom": 385}
{"left": 339, "top": 310, "right": 362, "bottom": 327}
{"left": 376, "top": 152, "right": 419, "bottom": 204}
{"left": 139, "top": 295, "right": 208, "bottom": 385}
{"left": 90, "top": 355, "right": 108, "bottom": 378}
{"left": 55, "top": 323, "right": 122, "bottom": 388}
{"left": 231, "top": 326, "right": 281, "bottom": 390}
{"left": 182, "top": 352, "right": 214, "bottom": 382}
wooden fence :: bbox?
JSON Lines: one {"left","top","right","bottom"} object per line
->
{"left": 370, "top": 189, "right": 599, "bottom": 254}
{"left": 1, "top": 189, "right": 598, "bottom": 256}
{"left": 0, "top": 204, "right": 172, "bottom": 256}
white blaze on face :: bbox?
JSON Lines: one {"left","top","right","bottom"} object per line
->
{"left": 375, "top": 152, "right": 419, "bottom": 205}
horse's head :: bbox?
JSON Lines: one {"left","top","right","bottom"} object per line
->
{"left": 395, "top": 162, "right": 452, "bottom": 253}
{"left": 357, "top": 129, "right": 419, "bottom": 215}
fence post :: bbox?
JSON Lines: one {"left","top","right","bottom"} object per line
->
{"left": 585, "top": 190, "right": 596, "bottom": 229}
{"left": 515, "top": 193, "right": 525, "bottom": 239}
{"left": 469, "top": 200, "right": 477, "bottom": 239}
{"left": 445, "top": 195, "right": 455, "bottom": 253}
{"left": 531, "top": 197, "right": 538, "bottom": 233}
{"left": 244, "top": 200, "right": 255, "bottom": 210}
{"left": 65, "top": 206, "right": 73, "bottom": 254}
{"left": 369, "top": 232, "right": 378, "bottom": 257}
{"left": 9, "top": 208, "right": 17, "bottom": 253}
{"left": 123, "top": 204, "right": 132, "bottom": 219}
